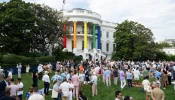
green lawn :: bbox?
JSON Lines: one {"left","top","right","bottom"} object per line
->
{"left": 13, "top": 72, "right": 175, "bottom": 100}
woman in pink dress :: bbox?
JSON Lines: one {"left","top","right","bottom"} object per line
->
{"left": 71, "top": 70, "right": 79, "bottom": 100}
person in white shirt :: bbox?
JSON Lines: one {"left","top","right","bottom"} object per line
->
{"left": 68, "top": 79, "right": 74, "bottom": 100}
{"left": 42, "top": 71, "right": 50, "bottom": 95}
{"left": 79, "top": 71, "right": 85, "bottom": 91}
{"left": 17, "top": 63, "right": 22, "bottom": 78}
{"left": 133, "top": 68, "right": 140, "bottom": 85}
{"left": 17, "top": 78, "right": 23, "bottom": 100}
{"left": 38, "top": 64, "right": 43, "bottom": 80}
{"left": 142, "top": 76, "right": 151, "bottom": 100}
{"left": 8, "top": 70, "right": 12, "bottom": 79}
{"left": 9, "top": 78, "right": 18, "bottom": 96}
{"left": 29, "top": 87, "right": 44, "bottom": 100}
{"left": 59, "top": 78, "right": 71, "bottom": 100}
{"left": 115, "top": 91, "right": 122, "bottom": 100}
{"left": 91, "top": 72, "right": 97, "bottom": 97}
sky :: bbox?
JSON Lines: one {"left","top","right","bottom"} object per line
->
{"left": 1, "top": 0, "right": 175, "bottom": 42}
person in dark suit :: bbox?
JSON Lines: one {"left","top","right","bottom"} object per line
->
{"left": 0, "top": 86, "right": 17, "bottom": 100}
{"left": 0, "top": 76, "right": 10, "bottom": 97}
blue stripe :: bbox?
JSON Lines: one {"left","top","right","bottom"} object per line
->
{"left": 98, "top": 26, "right": 101, "bottom": 49}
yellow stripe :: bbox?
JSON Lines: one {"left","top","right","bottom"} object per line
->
{"left": 84, "top": 22, "right": 87, "bottom": 48}
{"left": 74, "top": 22, "right": 77, "bottom": 48}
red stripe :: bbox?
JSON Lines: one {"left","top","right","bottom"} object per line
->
{"left": 63, "top": 24, "right": 66, "bottom": 48}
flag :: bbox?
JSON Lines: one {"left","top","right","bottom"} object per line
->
{"left": 63, "top": 0, "right": 65, "bottom": 4}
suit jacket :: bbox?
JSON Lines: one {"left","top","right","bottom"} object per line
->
{"left": 0, "top": 96, "right": 16, "bottom": 100}
{"left": 0, "top": 81, "right": 9, "bottom": 95}
{"left": 71, "top": 75, "right": 79, "bottom": 87}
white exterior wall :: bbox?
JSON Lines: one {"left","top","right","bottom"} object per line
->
{"left": 163, "top": 48, "right": 175, "bottom": 55}
{"left": 101, "top": 21, "right": 116, "bottom": 54}
{"left": 63, "top": 8, "right": 117, "bottom": 60}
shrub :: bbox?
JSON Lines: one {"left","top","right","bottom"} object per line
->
{"left": 0, "top": 53, "right": 3, "bottom": 63}
{"left": 166, "top": 55, "right": 175, "bottom": 61}
{"left": 0, "top": 64, "right": 15, "bottom": 68}
{"left": 2, "top": 54, "right": 35, "bottom": 65}
{"left": 73, "top": 55, "right": 83, "bottom": 62}
{"left": 2, "top": 54, "right": 21, "bottom": 64}
{"left": 19, "top": 52, "right": 40, "bottom": 57}
{"left": 20, "top": 56, "right": 35, "bottom": 65}
{"left": 35, "top": 56, "right": 55, "bottom": 63}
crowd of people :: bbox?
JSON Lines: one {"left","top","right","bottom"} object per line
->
{"left": 0, "top": 60, "right": 174, "bottom": 100}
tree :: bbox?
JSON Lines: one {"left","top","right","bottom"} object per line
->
{"left": 113, "top": 20, "right": 164, "bottom": 61}
{"left": 159, "top": 42, "right": 172, "bottom": 48}
{"left": 0, "top": 0, "right": 68, "bottom": 55}
{"left": 0, "top": 0, "right": 36, "bottom": 54}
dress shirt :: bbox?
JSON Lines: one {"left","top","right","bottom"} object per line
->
{"left": 91, "top": 75, "right": 97, "bottom": 84}
{"left": 17, "top": 82, "right": 24, "bottom": 95}
{"left": 4, "top": 80, "right": 9, "bottom": 86}
{"left": 59, "top": 82, "right": 70, "bottom": 96}
{"left": 37, "top": 66, "right": 43, "bottom": 73}
{"left": 42, "top": 74, "right": 50, "bottom": 83}
{"left": 104, "top": 70, "right": 111, "bottom": 78}
{"left": 8, "top": 72, "right": 12, "bottom": 79}
{"left": 79, "top": 73, "right": 85, "bottom": 82}
{"left": 17, "top": 65, "right": 22, "bottom": 71}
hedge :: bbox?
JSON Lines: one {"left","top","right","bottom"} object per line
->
{"left": 19, "top": 52, "right": 40, "bottom": 57}
{"left": 1, "top": 55, "right": 55, "bottom": 66}
{"left": 0, "top": 53, "right": 3, "bottom": 63}
{"left": 73, "top": 55, "right": 83, "bottom": 62}
{"left": 2, "top": 54, "right": 21, "bottom": 64}
{"left": 35, "top": 56, "right": 55, "bottom": 63}
{"left": 20, "top": 56, "right": 35, "bottom": 64}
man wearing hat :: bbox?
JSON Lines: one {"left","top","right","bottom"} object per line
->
{"left": 151, "top": 82, "right": 164, "bottom": 100}
{"left": 42, "top": 71, "right": 50, "bottom": 95}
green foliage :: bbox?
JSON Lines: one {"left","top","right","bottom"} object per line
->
{"left": 0, "top": 53, "right": 3, "bottom": 63}
{"left": 1, "top": 54, "right": 35, "bottom": 64}
{"left": 19, "top": 52, "right": 40, "bottom": 57}
{"left": 73, "top": 55, "right": 83, "bottom": 62}
{"left": 111, "top": 53, "right": 121, "bottom": 61}
{"left": 35, "top": 56, "right": 55, "bottom": 63}
{"left": 159, "top": 42, "right": 172, "bottom": 48}
{"left": 0, "top": 64, "right": 15, "bottom": 68}
{"left": 0, "top": 0, "right": 68, "bottom": 54}
{"left": 20, "top": 56, "right": 35, "bottom": 65}
{"left": 166, "top": 55, "right": 175, "bottom": 61}
{"left": 2, "top": 54, "right": 21, "bottom": 64}
{"left": 113, "top": 20, "right": 164, "bottom": 60}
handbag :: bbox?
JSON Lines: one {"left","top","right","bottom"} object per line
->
{"left": 51, "top": 89, "right": 58, "bottom": 98}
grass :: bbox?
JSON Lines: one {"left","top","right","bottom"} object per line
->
{"left": 13, "top": 72, "right": 175, "bottom": 100}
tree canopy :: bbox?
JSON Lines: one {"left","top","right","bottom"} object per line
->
{"left": 112, "top": 20, "right": 166, "bottom": 61}
{"left": 0, "top": 0, "right": 67, "bottom": 55}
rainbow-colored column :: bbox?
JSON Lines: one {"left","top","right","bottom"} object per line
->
{"left": 97, "top": 25, "right": 101, "bottom": 49}
{"left": 63, "top": 24, "right": 67, "bottom": 48}
{"left": 73, "top": 22, "right": 77, "bottom": 48}
{"left": 84, "top": 22, "right": 88, "bottom": 53}
{"left": 93, "top": 24, "right": 96, "bottom": 49}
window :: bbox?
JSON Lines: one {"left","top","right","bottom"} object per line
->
{"left": 106, "top": 31, "right": 109, "bottom": 38}
{"left": 106, "top": 43, "right": 109, "bottom": 52}
{"left": 91, "top": 42, "right": 93, "bottom": 49}
{"left": 101, "top": 43, "right": 102, "bottom": 50}
{"left": 113, "top": 44, "right": 115, "bottom": 52}
{"left": 72, "top": 40, "right": 74, "bottom": 51}
{"left": 82, "top": 41, "right": 84, "bottom": 50}
{"left": 101, "top": 31, "right": 102, "bottom": 37}
{"left": 82, "top": 26, "right": 84, "bottom": 34}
